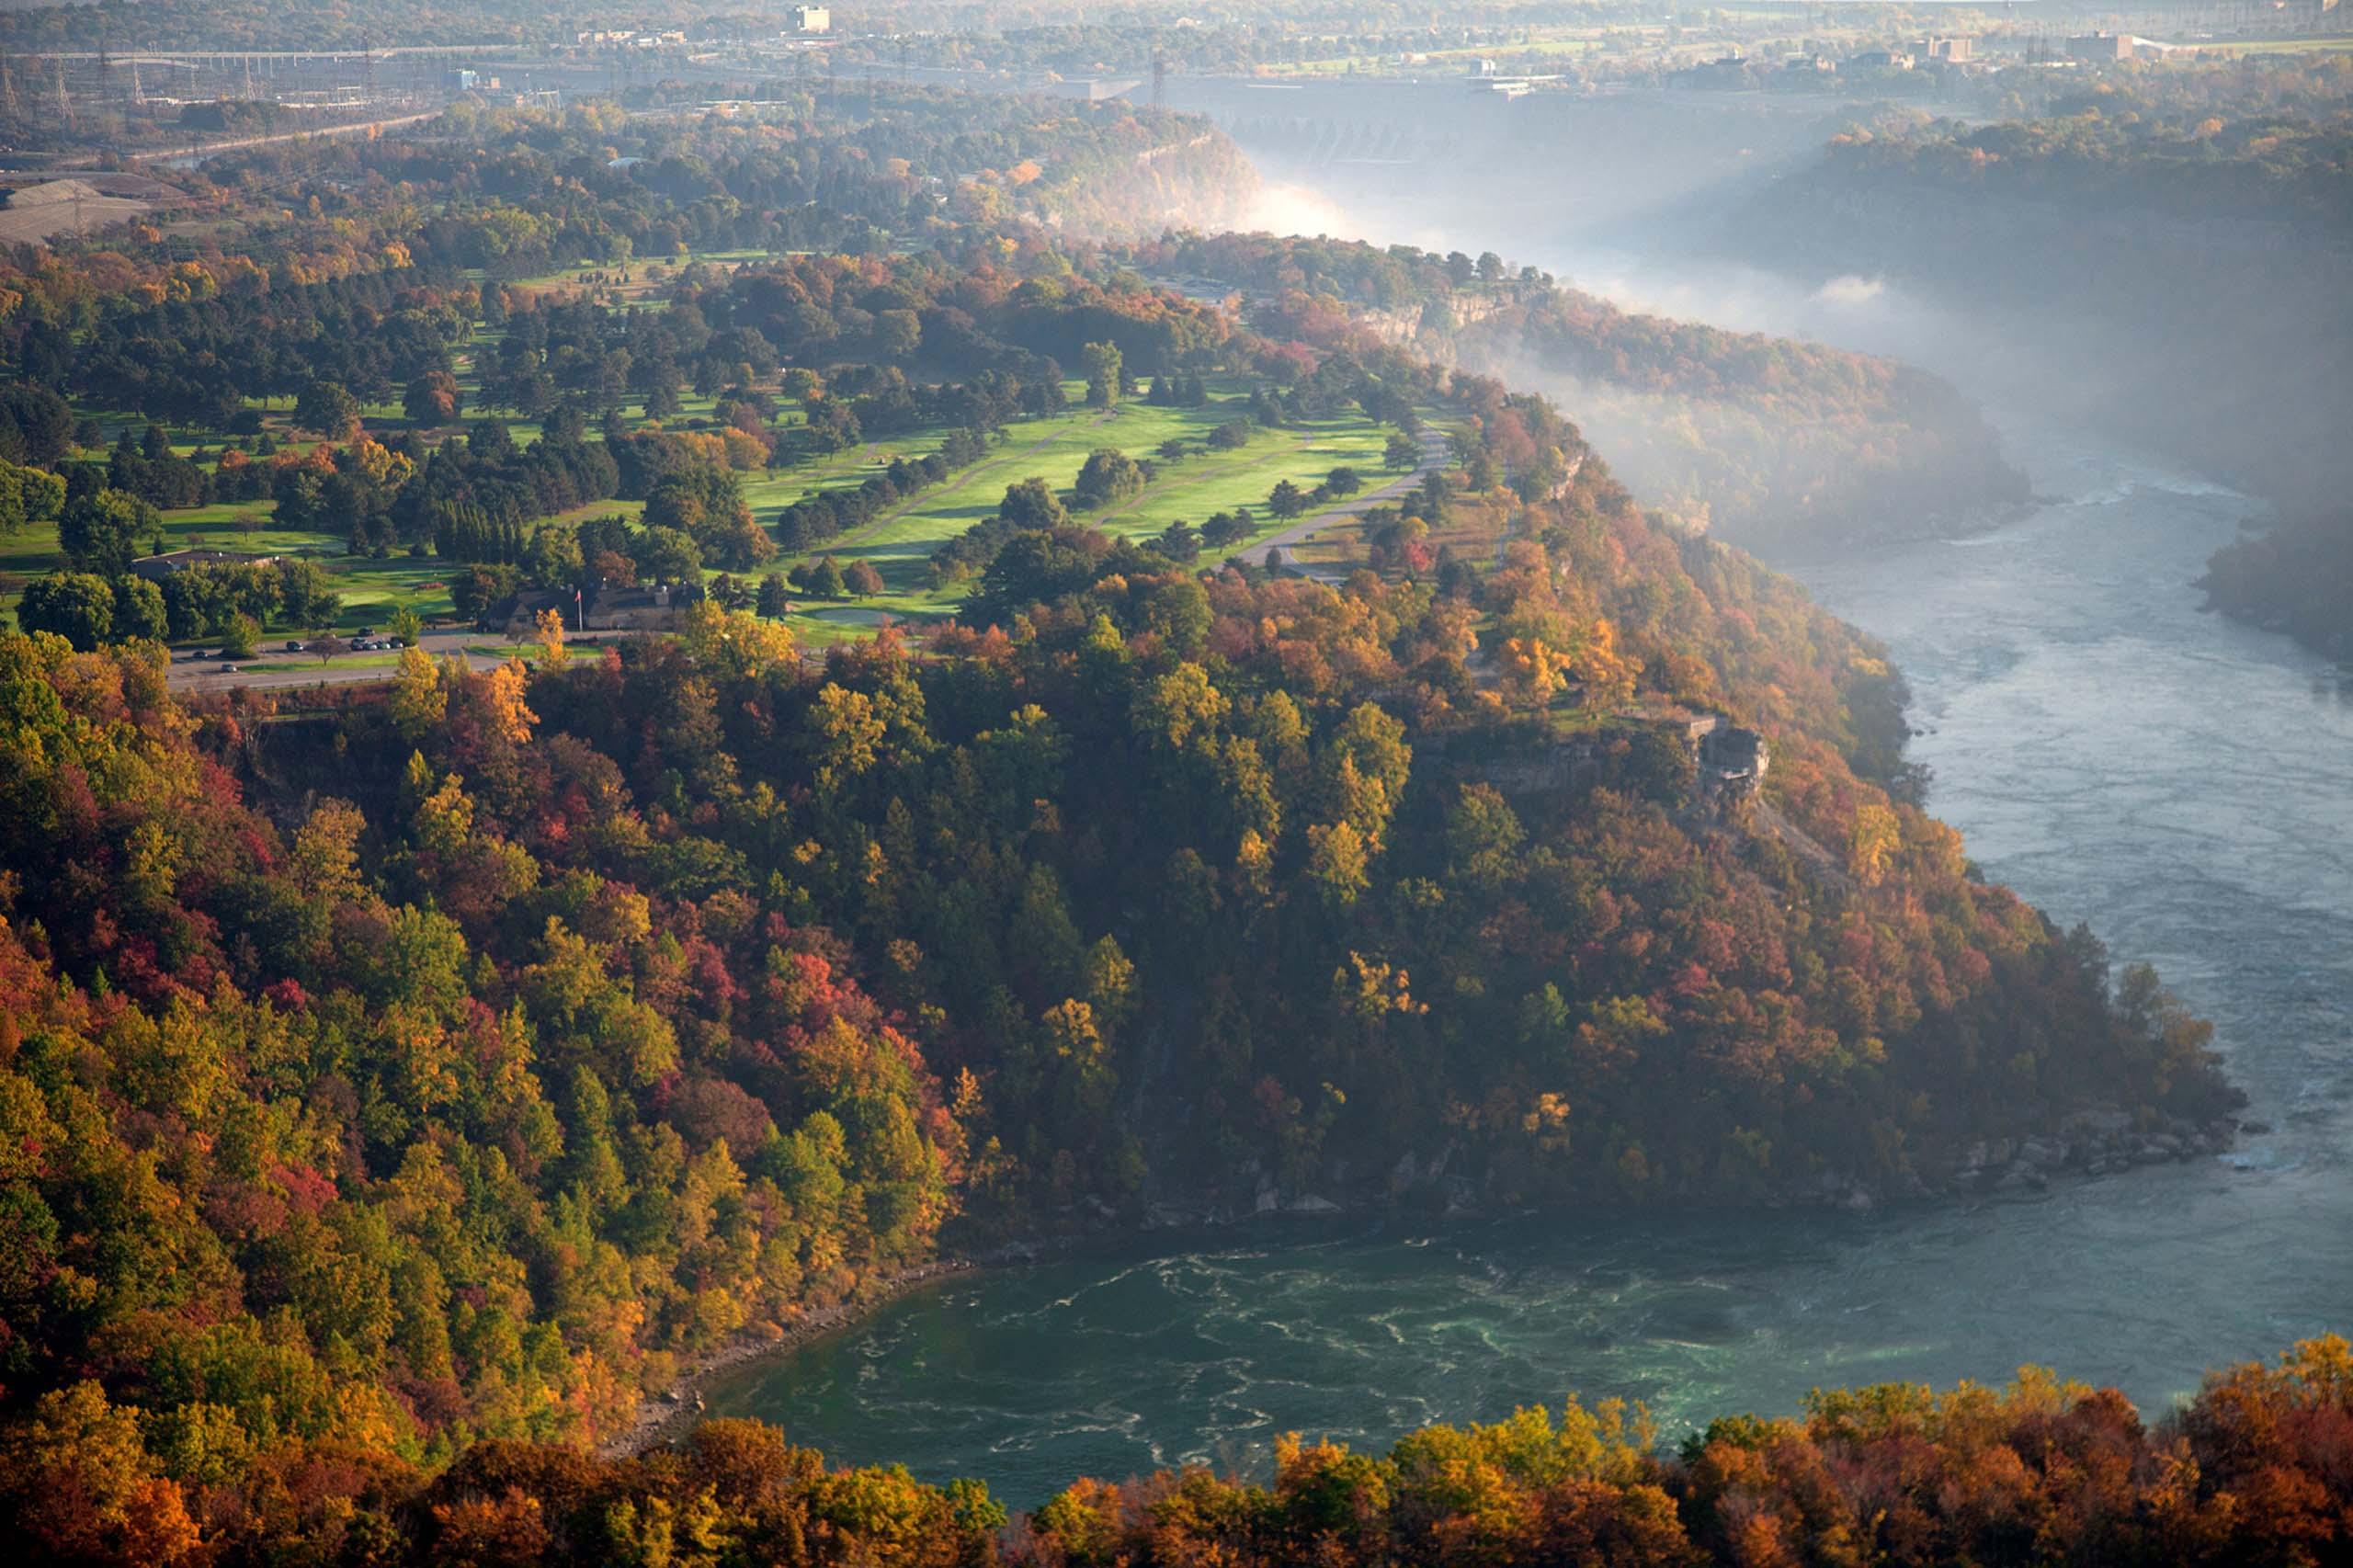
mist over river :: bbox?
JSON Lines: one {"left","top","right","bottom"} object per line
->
{"left": 716, "top": 93, "right": 2353, "bottom": 1506}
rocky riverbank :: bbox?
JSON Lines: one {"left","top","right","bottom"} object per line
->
{"left": 1112, "top": 1106, "right": 2247, "bottom": 1231}
{"left": 1944, "top": 1107, "right": 2245, "bottom": 1195}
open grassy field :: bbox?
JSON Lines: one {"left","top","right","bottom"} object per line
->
{"left": 482, "top": 251, "right": 779, "bottom": 312}
{"left": 0, "top": 497, "right": 472, "bottom": 635}
{"left": 748, "top": 381, "right": 1413, "bottom": 641}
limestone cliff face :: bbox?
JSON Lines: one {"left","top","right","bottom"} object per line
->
{"left": 1356, "top": 290, "right": 1516, "bottom": 357}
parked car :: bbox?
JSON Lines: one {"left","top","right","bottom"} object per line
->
{"left": 190, "top": 649, "right": 210, "bottom": 660}
{"left": 285, "top": 640, "right": 304, "bottom": 653}
{"left": 217, "top": 665, "right": 238, "bottom": 675}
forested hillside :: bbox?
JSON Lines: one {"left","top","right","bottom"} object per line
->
{"left": 0, "top": 60, "right": 2276, "bottom": 1568}
{"left": 0, "top": 328, "right": 2238, "bottom": 1546}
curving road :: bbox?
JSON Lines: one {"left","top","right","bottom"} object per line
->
{"left": 1216, "top": 425, "right": 1450, "bottom": 579}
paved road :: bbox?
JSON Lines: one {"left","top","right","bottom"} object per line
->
{"left": 1216, "top": 425, "right": 1451, "bottom": 580}
{"left": 165, "top": 627, "right": 646, "bottom": 693}
{"left": 155, "top": 112, "right": 439, "bottom": 167}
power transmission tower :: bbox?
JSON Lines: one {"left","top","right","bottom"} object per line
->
{"left": 1153, "top": 50, "right": 1167, "bottom": 110}
{"left": 0, "top": 57, "right": 17, "bottom": 124}
{"left": 362, "top": 34, "right": 376, "bottom": 106}
{"left": 899, "top": 36, "right": 910, "bottom": 85}
{"left": 54, "top": 57, "right": 74, "bottom": 130}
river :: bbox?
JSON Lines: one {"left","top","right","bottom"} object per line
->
{"left": 715, "top": 91, "right": 2353, "bottom": 1506}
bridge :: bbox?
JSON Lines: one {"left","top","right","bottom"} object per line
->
{"left": 23, "top": 44, "right": 529, "bottom": 65}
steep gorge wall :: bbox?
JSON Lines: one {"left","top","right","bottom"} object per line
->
{"left": 1731, "top": 165, "right": 2353, "bottom": 654}
{"left": 1364, "top": 280, "right": 2029, "bottom": 549}
{"left": 1733, "top": 170, "right": 2353, "bottom": 512}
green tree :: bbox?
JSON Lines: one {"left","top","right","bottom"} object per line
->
{"left": 217, "top": 612, "right": 259, "bottom": 659}
{"left": 637, "top": 526, "right": 702, "bottom": 584}
{"left": 0, "top": 459, "right": 66, "bottom": 535}
{"left": 999, "top": 476, "right": 1069, "bottom": 531}
{"left": 1072, "top": 448, "right": 1144, "bottom": 510}
{"left": 523, "top": 523, "right": 584, "bottom": 590}
{"left": 293, "top": 380, "right": 361, "bottom": 437}
{"left": 60, "top": 489, "right": 158, "bottom": 577}
{"left": 276, "top": 559, "right": 341, "bottom": 629}
{"left": 1082, "top": 341, "right": 1123, "bottom": 410}
{"left": 1154, "top": 519, "right": 1201, "bottom": 565}
{"left": 110, "top": 575, "right": 167, "bottom": 642}
{"left": 875, "top": 309, "right": 922, "bottom": 360}
{"left": 391, "top": 605, "right": 424, "bottom": 648}
{"left": 1267, "top": 479, "right": 1308, "bottom": 519}
{"left": 16, "top": 572, "right": 113, "bottom": 648}
{"left": 756, "top": 573, "right": 790, "bottom": 618}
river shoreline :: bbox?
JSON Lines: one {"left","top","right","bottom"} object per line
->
{"left": 598, "top": 1258, "right": 980, "bottom": 1459}
{"left": 610, "top": 1090, "right": 2245, "bottom": 1460}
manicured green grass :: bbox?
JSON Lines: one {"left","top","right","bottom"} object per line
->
{"left": 756, "top": 384, "right": 1421, "bottom": 642}
{"left": 157, "top": 502, "right": 295, "bottom": 551}
{"left": 0, "top": 520, "right": 67, "bottom": 580}
{"left": 330, "top": 557, "right": 462, "bottom": 628}
{"left": 787, "top": 605, "right": 910, "bottom": 648}
{"left": 210, "top": 651, "right": 408, "bottom": 676}
{"left": 0, "top": 503, "right": 469, "bottom": 635}
{"left": 542, "top": 498, "right": 645, "bottom": 529}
